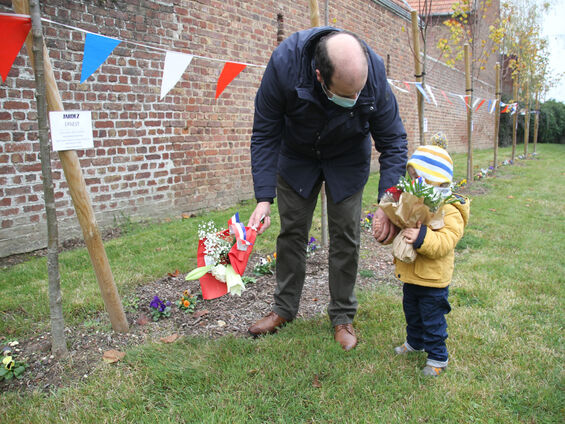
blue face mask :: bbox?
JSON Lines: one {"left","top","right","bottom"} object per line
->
{"left": 322, "top": 83, "right": 359, "bottom": 108}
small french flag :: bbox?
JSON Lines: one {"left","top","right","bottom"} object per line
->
{"left": 228, "top": 212, "right": 252, "bottom": 251}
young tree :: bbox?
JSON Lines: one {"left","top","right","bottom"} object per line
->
{"left": 436, "top": 0, "right": 505, "bottom": 182}
{"left": 501, "top": 0, "right": 562, "bottom": 152}
{"left": 29, "top": 0, "right": 68, "bottom": 358}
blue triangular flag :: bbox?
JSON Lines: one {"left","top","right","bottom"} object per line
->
{"left": 80, "top": 33, "right": 121, "bottom": 83}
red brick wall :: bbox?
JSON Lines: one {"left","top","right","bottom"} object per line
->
{"left": 0, "top": 0, "right": 496, "bottom": 256}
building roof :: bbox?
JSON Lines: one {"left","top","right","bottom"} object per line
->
{"left": 405, "top": 0, "right": 456, "bottom": 15}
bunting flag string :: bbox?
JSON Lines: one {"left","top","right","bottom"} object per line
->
{"left": 160, "top": 51, "right": 193, "bottom": 99}
{"left": 440, "top": 89, "right": 452, "bottom": 105}
{"left": 425, "top": 84, "right": 437, "bottom": 107}
{"left": 215, "top": 62, "right": 247, "bottom": 99}
{"left": 1, "top": 13, "right": 523, "bottom": 112}
{"left": 80, "top": 33, "right": 121, "bottom": 83}
{"left": 0, "top": 13, "right": 31, "bottom": 82}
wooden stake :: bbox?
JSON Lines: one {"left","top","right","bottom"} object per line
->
{"left": 411, "top": 11, "right": 425, "bottom": 145}
{"left": 464, "top": 44, "right": 473, "bottom": 183}
{"left": 524, "top": 80, "right": 530, "bottom": 156}
{"left": 309, "top": 0, "right": 328, "bottom": 248}
{"left": 533, "top": 92, "right": 539, "bottom": 153}
{"left": 493, "top": 62, "right": 501, "bottom": 170}
{"left": 13, "top": 0, "right": 129, "bottom": 333}
{"left": 309, "top": 0, "right": 321, "bottom": 27}
{"left": 512, "top": 78, "right": 518, "bottom": 162}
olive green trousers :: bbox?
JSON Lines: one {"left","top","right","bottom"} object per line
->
{"left": 272, "top": 176, "right": 363, "bottom": 326}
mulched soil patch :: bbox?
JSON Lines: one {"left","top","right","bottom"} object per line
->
{"left": 1, "top": 229, "right": 397, "bottom": 393}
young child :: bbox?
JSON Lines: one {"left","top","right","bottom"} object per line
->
{"left": 393, "top": 132, "right": 470, "bottom": 376}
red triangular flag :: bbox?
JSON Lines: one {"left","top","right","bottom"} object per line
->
{"left": 228, "top": 226, "right": 258, "bottom": 276}
{"left": 215, "top": 62, "right": 246, "bottom": 99}
{"left": 0, "top": 14, "right": 32, "bottom": 82}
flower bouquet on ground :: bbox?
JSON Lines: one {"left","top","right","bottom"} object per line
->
{"left": 185, "top": 213, "right": 258, "bottom": 299}
{"left": 379, "top": 176, "right": 452, "bottom": 263}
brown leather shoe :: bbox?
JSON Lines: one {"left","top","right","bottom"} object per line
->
{"left": 248, "top": 311, "right": 289, "bottom": 337}
{"left": 334, "top": 324, "right": 357, "bottom": 351}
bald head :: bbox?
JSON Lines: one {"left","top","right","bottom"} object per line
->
{"left": 315, "top": 31, "right": 369, "bottom": 98}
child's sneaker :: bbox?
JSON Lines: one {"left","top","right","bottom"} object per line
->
{"left": 422, "top": 365, "right": 446, "bottom": 376}
{"left": 394, "top": 342, "right": 422, "bottom": 355}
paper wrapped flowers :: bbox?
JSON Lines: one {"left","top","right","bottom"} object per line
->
{"left": 185, "top": 213, "right": 257, "bottom": 299}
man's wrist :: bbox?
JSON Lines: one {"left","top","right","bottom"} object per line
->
{"left": 256, "top": 198, "right": 274, "bottom": 204}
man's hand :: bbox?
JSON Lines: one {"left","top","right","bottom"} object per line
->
{"left": 248, "top": 202, "right": 271, "bottom": 234}
{"left": 372, "top": 207, "right": 399, "bottom": 245}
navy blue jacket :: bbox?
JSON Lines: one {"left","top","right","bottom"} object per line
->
{"left": 251, "top": 27, "right": 408, "bottom": 203}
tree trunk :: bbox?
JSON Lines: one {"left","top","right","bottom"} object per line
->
{"left": 29, "top": 0, "right": 68, "bottom": 358}
{"left": 464, "top": 44, "right": 473, "bottom": 183}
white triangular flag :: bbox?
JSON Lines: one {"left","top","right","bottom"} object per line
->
{"left": 160, "top": 51, "right": 194, "bottom": 99}
{"left": 425, "top": 84, "right": 438, "bottom": 106}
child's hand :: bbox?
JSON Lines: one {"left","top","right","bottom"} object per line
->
{"left": 402, "top": 222, "right": 421, "bottom": 244}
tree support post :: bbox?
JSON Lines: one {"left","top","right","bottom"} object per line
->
{"left": 493, "top": 62, "right": 501, "bottom": 171}
{"left": 14, "top": 0, "right": 129, "bottom": 333}
{"left": 464, "top": 44, "right": 473, "bottom": 183}
{"left": 411, "top": 11, "right": 425, "bottom": 145}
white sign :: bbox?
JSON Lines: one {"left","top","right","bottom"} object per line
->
{"left": 49, "top": 111, "right": 94, "bottom": 151}
{"left": 423, "top": 117, "right": 428, "bottom": 133}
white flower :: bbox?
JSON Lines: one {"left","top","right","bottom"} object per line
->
{"left": 210, "top": 264, "right": 227, "bottom": 282}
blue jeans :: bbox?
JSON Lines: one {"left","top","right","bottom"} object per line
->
{"left": 403, "top": 283, "right": 451, "bottom": 363}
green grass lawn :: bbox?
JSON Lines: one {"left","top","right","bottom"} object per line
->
{"left": 1, "top": 144, "right": 564, "bottom": 423}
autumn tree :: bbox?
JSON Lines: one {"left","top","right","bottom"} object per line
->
{"left": 501, "top": 0, "right": 560, "bottom": 154}
{"left": 437, "top": 0, "right": 505, "bottom": 182}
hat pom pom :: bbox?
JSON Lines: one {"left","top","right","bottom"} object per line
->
{"left": 430, "top": 132, "right": 448, "bottom": 149}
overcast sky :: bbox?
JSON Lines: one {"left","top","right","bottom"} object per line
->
{"left": 542, "top": 0, "right": 565, "bottom": 102}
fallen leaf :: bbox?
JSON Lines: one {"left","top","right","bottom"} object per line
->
{"left": 507, "top": 195, "right": 514, "bottom": 199}
{"left": 103, "top": 349, "right": 125, "bottom": 364}
{"left": 217, "top": 320, "right": 226, "bottom": 327}
{"left": 489, "top": 208, "right": 496, "bottom": 212}
{"left": 312, "top": 298, "right": 318, "bottom": 301}
{"left": 160, "top": 333, "right": 179, "bottom": 343}
{"left": 182, "top": 213, "right": 191, "bottom": 220}
{"left": 168, "top": 269, "right": 180, "bottom": 277}
{"left": 312, "top": 375, "right": 322, "bottom": 388}
{"left": 136, "top": 314, "right": 150, "bottom": 326}
{"left": 155, "top": 247, "right": 163, "bottom": 252}
{"left": 525, "top": 204, "right": 530, "bottom": 207}
{"left": 193, "top": 309, "right": 209, "bottom": 318}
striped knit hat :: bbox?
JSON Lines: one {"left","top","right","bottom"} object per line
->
{"left": 407, "top": 135, "right": 453, "bottom": 184}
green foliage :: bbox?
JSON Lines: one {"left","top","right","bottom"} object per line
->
{"left": 499, "top": 98, "right": 565, "bottom": 146}
{"left": 252, "top": 254, "right": 276, "bottom": 276}
{"left": 358, "top": 269, "right": 375, "bottom": 278}
{"left": 177, "top": 290, "right": 198, "bottom": 313}
{"left": 538, "top": 100, "right": 565, "bottom": 143}
{"left": 1, "top": 349, "right": 26, "bottom": 381}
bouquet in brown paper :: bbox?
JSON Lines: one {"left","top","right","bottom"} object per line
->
{"left": 379, "top": 176, "right": 451, "bottom": 263}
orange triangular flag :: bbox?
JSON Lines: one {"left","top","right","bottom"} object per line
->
{"left": 215, "top": 62, "right": 246, "bottom": 99}
{"left": 0, "top": 14, "right": 31, "bottom": 82}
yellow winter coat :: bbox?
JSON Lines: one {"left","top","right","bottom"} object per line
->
{"left": 394, "top": 196, "right": 470, "bottom": 288}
